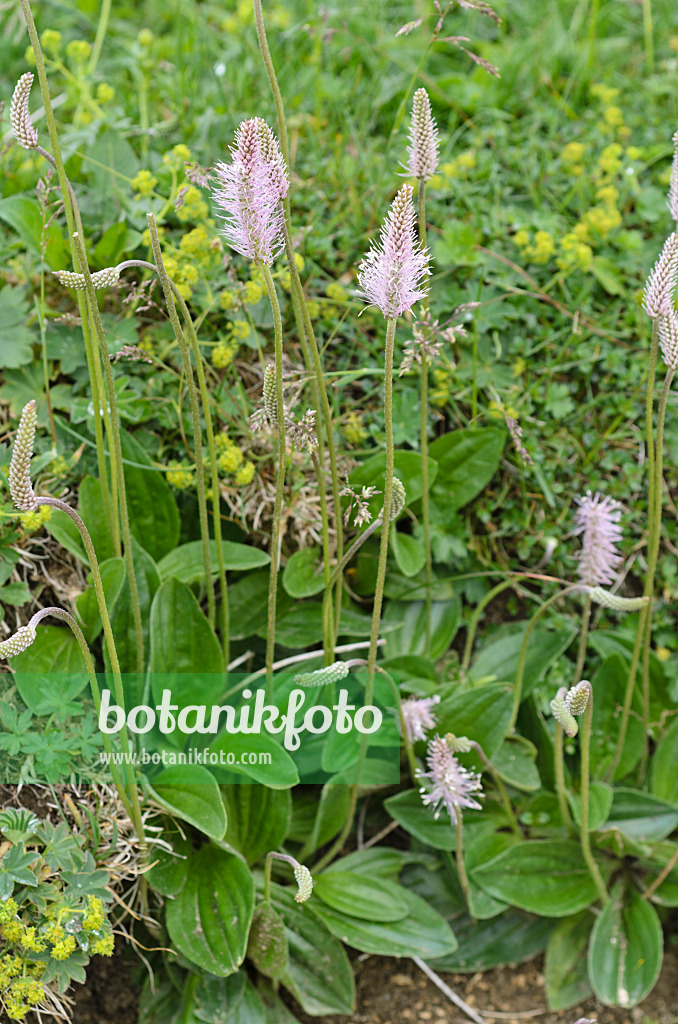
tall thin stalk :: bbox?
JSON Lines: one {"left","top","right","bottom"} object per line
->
{"left": 579, "top": 685, "right": 609, "bottom": 905}
{"left": 262, "top": 264, "right": 286, "bottom": 697}
{"left": 417, "top": 183, "right": 433, "bottom": 656}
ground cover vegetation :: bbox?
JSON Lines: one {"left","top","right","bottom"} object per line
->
{"left": 0, "top": 0, "right": 677, "bottom": 1019}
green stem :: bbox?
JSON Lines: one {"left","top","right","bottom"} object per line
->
{"left": 510, "top": 584, "right": 580, "bottom": 732}
{"left": 88, "top": 0, "right": 112, "bottom": 76}
{"left": 554, "top": 723, "right": 576, "bottom": 836}
{"left": 85, "top": 292, "right": 120, "bottom": 556}
{"left": 639, "top": 367, "right": 674, "bottom": 778}
{"left": 573, "top": 593, "right": 591, "bottom": 686}
{"left": 455, "top": 815, "right": 472, "bottom": 912}
{"left": 462, "top": 579, "right": 514, "bottom": 672}
{"left": 146, "top": 214, "right": 215, "bottom": 631}
{"left": 71, "top": 232, "right": 144, "bottom": 674}
{"left": 33, "top": 498, "right": 145, "bottom": 847}
{"left": 417, "top": 182, "right": 433, "bottom": 657}
{"left": 608, "top": 323, "right": 661, "bottom": 780}
{"left": 579, "top": 686, "right": 610, "bottom": 905}
{"left": 19, "top": 1, "right": 117, "bottom": 548}
{"left": 30, "top": 606, "right": 132, "bottom": 818}
{"left": 470, "top": 741, "right": 521, "bottom": 837}
{"left": 262, "top": 264, "right": 286, "bottom": 697}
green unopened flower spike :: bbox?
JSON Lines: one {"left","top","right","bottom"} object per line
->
{"left": 294, "top": 661, "right": 350, "bottom": 687}
{"left": 550, "top": 692, "right": 578, "bottom": 738}
{"left": 9, "top": 400, "right": 38, "bottom": 511}
{"left": 585, "top": 586, "right": 649, "bottom": 612}
{"left": 262, "top": 364, "right": 278, "bottom": 425}
{"left": 0, "top": 624, "right": 36, "bottom": 658}
{"left": 53, "top": 266, "right": 121, "bottom": 291}
{"left": 390, "top": 477, "right": 406, "bottom": 520}
{"left": 565, "top": 681, "right": 591, "bottom": 717}
{"left": 293, "top": 863, "right": 314, "bottom": 903}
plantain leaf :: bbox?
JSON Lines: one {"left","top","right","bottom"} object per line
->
{"left": 588, "top": 884, "right": 662, "bottom": 1007}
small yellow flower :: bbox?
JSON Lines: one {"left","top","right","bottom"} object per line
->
{"left": 325, "top": 281, "right": 348, "bottom": 302}
{"left": 212, "top": 340, "right": 238, "bottom": 368}
{"left": 180, "top": 225, "right": 212, "bottom": 264}
{"left": 305, "top": 299, "right": 321, "bottom": 319}
{"left": 137, "top": 28, "right": 153, "bottom": 46}
{"left": 66, "top": 39, "right": 92, "bottom": 63}
{"left": 176, "top": 184, "right": 208, "bottom": 222}
{"left": 278, "top": 269, "right": 292, "bottom": 290}
{"left": 50, "top": 935, "right": 77, "bottom": 960}
{"left": 589, "top": 83, "right": 619, "bottom": 105}
{"left": 603, "top": 105, "right": 624, "bottom": 127}
{"left": 598, "top": 143, "right": 623, "bottom": 176}
{"left": 41, "top": 29, "right": 62, "bottom": 53}
{"left": 131, "top": 169, "right": 158, "bottom": 198}
{"left": 91, "top": 931, "right": 115, "bottom": 957}
{"left": 162, "top": 255, "right": 179, "bottom": 278}
{"left": 215, "top": 432, "right": 236, "bottom": 452}
{"left": 178, "top": 263, "right": 199, "bottom": 285}
{"left": 243, "top": 279, "right": 264, "bottom": 305}
{"left": 231, "top": 319, "right": 251, "bottom": 341}
{"left": 176, "top": 282, "right": 192, "bottom": 299}
{"left": 293, "top": 252, "right": 305, "bottom": 271}
{"left": 513, "top": 229, "right": 530, "bottom": 248}
{"left": 218, "top": 447, "right": 244, "bottom": 474}
{"left": 625, "top": 146, "right": 642, "bottom": 161}
{"left": 342, "top": 411, "right": 367, "bottom": 445}
{"left": 20, "top": 505, "right": 52, "bottom": 534}
{"left": 219, "top": 289, "right": 236, "bottom": 310}
{"left": 96, "top": 82, "right": 115, "bottom": 104}
{"left": 512, "top": 357, "right": 526, "bottom": 377}
{"left": 235, "top": 461, "right": 255, "bottom": 485}
{"left": 25, "top": 45, "right": 35, "bottom": 66}
{"left": 560, "top": 141, "right": 585, "bottom": 164}
{"left": 530, "top": 230, "right": 555, "bottom": 264}
{"left": 166, "top": 462, "right": 194, "bottom": 490}
{"left": 83, "top": 897, "right": 105, "bottom": 933}
{"left": 163, "top": 143, "right": 192, "bottom": 169}
{"left": 656, "top": 646, "right": 670, "bottom": 662}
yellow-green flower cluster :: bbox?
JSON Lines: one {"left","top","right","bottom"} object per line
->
{"left": 325, "top": 281, "right": 348, "bottom": 302}
{"left": 132, "top": 169, "right": 158, "bottom": 198}
{"left": 430, "top": 366, "right": 454, "bottom": 407}
{"left": 215, "top": 433, "right": 254, "bottom": 486}
{"left": 66, "top": 39, "right": 91, "bottom": 63}
{"left": 430, "top": 151, "right": 476, "bottom": 189}
{"left": 212, "top": 339, "right": 238, "bottom": 368}
{"left": 166, "top": 461, "right": 194, "bottom": 490}
{"left": 220, "top": 289, "right": 236, "bottom": 310}
{"left": 243, "top": 278, "right": 265, "bottom": 305}
{"left": 19, "top": 505, "right": 52, "bottom": 534}
{"left": 96, "top": 82, "right": 115, "bottom": 104}
{"left": 343, "top": 411, "right": 367, "bottom": 445}
{"left": 163, "top": 143, "right": 191, "bottom": 171}
{"left": 513, "top": 229, "right": 555, "bottom": 265}
{"left": 231, "top": 319, "right": 252, "bottom": 341}
{"left": 176, "top": 184, "right": 208, "bottom": 223}
{"left": 161, "top": 254, "right": 199, "bottom": 299}
{"left": 180, "top": 225, "right": 213, "bottom": 267}
{"left": 2, "top": 975, "right": 45, "bottom": 1021}
{"left": 41, "top": 30, "right": 62, "bottom": 54}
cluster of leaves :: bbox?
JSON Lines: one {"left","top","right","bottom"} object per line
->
{"left": 0, "top": 808, "right": 114, "bottom": 1021}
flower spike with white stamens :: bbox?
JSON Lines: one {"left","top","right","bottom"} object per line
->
{"left": 294, "top": 662, "right": 350, "bottom": 687}
{"left": 212, "top": 118, "right": 288, "bottom": 265}
{"left": 407, "top": 88, "right": 439, "bottom": 181}
{"left": 417, "top": 734, "right": 483, "bottom": 823}
{"left": 53, "top": 267, "right": 121, "bottom": 291}
{"left": 10, "top": 73, "right": 39, "bottom": 150}
{"left": 565, "top": 681, "right": 591, "bottom": 717}
{"left": 573, "top": 491, "right": 623, "bottom": 587}
{"left": 357, "top": 183, "right": 431, "bottom": 319}
{"left": 584, "top": 586, "right": 649, "bottom": 612}
{"left": 550, "top": 692, "right": 578, "bottom": 738}
{"left": 9, "top": 401, "right": 38, "bottom": 512}
{"left": 401, "top": 694, "right": 440, "bottom": 742}
{"left": 643, "top": 233, "right": 678, "bottom": 318}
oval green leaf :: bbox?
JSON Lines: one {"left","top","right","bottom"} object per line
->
{"left": 588, "top": 884, "right": 663, "bottom": 1007}
{"left": 147, "top": 765, "right": 227, "bottom": 840}
{"left": 471, "top": 841, "right": 598, "bottom": 917}
{"left": 314, "top": 872, "right": 408, "bottom": 922}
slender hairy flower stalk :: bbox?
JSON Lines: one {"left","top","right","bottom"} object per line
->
{"left": 554, "top": 722, "right": 575, "bottom": 836}
{"left": 461, "top": 579, "right": 514, "bottom": 672}
{"left": 15, "top": 10, "right": 118, "bottom": 552}
{"left": 578, "top": 683, "right": 610, "bottom": 905}
{"left": 510, "top": 584, "right": 581, "bottom": 731}
{"left": 146, "top": 214, "right": 215, "bottom": 631}
{"left": 261, "top": 264, "right": 286, "bottom": 696}
{"left": 252, "top": 0, "right": 345, "bottom": 654}
{"left": 72, "top": 232, "right": 144, "bottom": 674}
{"left": 7, "top": 410, "right": 146, "bottom": 849}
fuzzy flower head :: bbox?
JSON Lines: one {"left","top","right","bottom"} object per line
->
{"left": 573, "top": 491, "right": 623, "bottom": 587}
{"left": 9, "top": 401, "right": 38, "bottom": 512}
{"left": 658, "top": 310, "right": 678, "bottom": 370}
{"left": 401, "top": 694, "right": 440, "bottom": 742}
{"left": 418, "top": 734, "right": 483, "bottom": 824}
{"left": 643, "top": 233, "right": 678, "bottom": 318}
{"left": 212, "top": 118, "right": 288, "bottom": 265}
{"left": 10, "top": 73, "right": 38, "bottom": 150}
{"left": 407, "top": 88, "right": 439, "bottom": 181}
{"left": 357, "top": 183, "right": 431, "bottom": 319}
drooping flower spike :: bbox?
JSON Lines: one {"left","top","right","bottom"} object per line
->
{"left": 401, "top": 694, "right": 440, "bottom": 742}
{"left": 407, "top": 88, "right": 439, "bottom": 182}
{"left": 573, "top": 491, "right": 623, "bottom": 587}
{"left": 212, "top": 118, "right": 288, "bottom": 265}
{"left": 357, "top": 183, "right": 431, "bottom": 319}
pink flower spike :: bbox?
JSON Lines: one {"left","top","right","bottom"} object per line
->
{"left": 573, "top": 491, "right": 623, "bottom": 587}
{"left": 407, "top": 88, "right": 439, "bottom": 181}
{"left": 418, "top": 734, "right": 483, "bottom": 824}
{"left": 212, "top": 118, "right": 288, "bottom": 265}
{"left": 668, "top": 130, "right": 678, "bottom": 225}
{"left": 357, "top": 183, "right": 431, "bottom": 320}
{"left": 401, "top": 694, "right": 440, "bottom": 742}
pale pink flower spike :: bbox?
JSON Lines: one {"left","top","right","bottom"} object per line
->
{"left": 418, "top": 735, "right": 483, "bottom": 824}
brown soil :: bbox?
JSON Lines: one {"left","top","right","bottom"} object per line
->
{"left": 293, "top": 948, "right": 678, "bottom": 1024}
